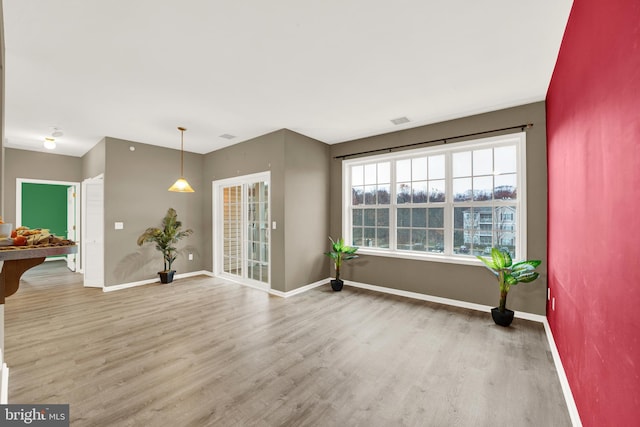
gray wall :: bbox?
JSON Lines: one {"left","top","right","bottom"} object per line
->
{"left": 283, "top": 131, "right": 330, "bottom": 291}
{"left": 1, "top": 101, "right": 546, "bottom": 314}
{"left": 203, "top": 130, "right": 286, "bottom": 290}
{"left": 203, "top": 129, "right": 331, "bottom": 293}
{"left": 82, "top": 138, "right": 106, "bottom": 180}
{"left": 329, "top": 102, "right": 548, "bottom": 315}
{"left": 3, "top": 138, "right": 206, "bottom": 288}
{"left": 2, "top": 148, "right": 83, "bottom": 225}
{"left": 103, "top": 137, "right": 204, "bottom": 287}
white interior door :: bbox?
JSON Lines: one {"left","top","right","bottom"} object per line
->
{"left": 214, "top": 172, "right": 270, "bottom": 291}
{"left": 66, "top": 186, "right": 77, "bottom": 271}
{"left": 83, "top": 178, "right": 104, "bottom": 288}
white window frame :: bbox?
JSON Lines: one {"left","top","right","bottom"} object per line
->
{"left": 342, "top": 132, "right": 527, "bottom": 266}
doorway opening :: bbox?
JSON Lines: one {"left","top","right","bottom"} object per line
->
{"left": 16, "top": 178, "right": 81, "bottom": 271}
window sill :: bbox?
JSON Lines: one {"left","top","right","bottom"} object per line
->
{"left": 354, "top": 247, "right": 485, "bottom": 266}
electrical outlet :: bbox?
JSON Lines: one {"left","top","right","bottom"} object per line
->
{"left": 188, "top": 253, "right": 193, "bottom": 261}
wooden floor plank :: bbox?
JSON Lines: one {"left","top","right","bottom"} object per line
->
{"left": 5, "top": 261, "right": 571, "bottom": 426}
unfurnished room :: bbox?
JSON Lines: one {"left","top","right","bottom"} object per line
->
{"left": 0, "top": 1, "right": 638, "bottom": 426}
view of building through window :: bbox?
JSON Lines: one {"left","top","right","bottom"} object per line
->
{"left": 344, "top": 133, "right": 525, "bottom": 261}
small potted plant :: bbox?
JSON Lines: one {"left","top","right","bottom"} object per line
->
{"left": 324, "top": 237, "right": 359, "bottom": 291}
{"left": 137, "top": 208, "right": 193, "bottom": 284}
{"left": 477, "top": 247, "right": 541, "bottom": 326}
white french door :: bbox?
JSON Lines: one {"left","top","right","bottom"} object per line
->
{"left": 214, "top": 172, "right": 270, "bottom": 291}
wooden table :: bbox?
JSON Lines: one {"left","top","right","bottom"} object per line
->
{"left": 0, "top": 245, "right": 78, "bottom": 303}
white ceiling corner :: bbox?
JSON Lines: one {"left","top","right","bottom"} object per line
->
{"left": 2, "top": 0, "right": 573, "bottom": 157}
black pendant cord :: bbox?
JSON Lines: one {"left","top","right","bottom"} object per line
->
{"left": 180, "top": 132, "right": 184, "bottom": 176}
{"left": 178, "top": 126, "right": 186, "bottom": 177}
{"left": 334, "top": 123, "right": 533, "bottom": 160}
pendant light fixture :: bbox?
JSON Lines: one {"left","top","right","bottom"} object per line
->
{"left": 168, "top": 126, "right": 195, "bottom": 193}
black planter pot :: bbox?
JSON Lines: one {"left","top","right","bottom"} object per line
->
{"left": 491, "top": 307, "right": 515, "bottom": 327}
{"left": 330, "top": 279, "right": 344, "bottom": 291}
{"left": 159, "top": 270, "right": 176, "bottom": 284}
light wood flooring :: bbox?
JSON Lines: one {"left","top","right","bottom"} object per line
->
{"left": 5, "top": 261, "right": 571, "bottom": 426}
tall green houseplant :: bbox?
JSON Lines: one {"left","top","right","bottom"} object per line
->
{"left": 324, "top": 237, "right": 359, "bottom": 291}
{"left": 137, "top": 208, "right": 193, "bottom": 283}
{"left": 477, "top": 247, "right": 541, "bottom": 326}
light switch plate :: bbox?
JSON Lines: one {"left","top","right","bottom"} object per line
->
{"left": 114, "top": 222, "right": 124, "bottom": 230}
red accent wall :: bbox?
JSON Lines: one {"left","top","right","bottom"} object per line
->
{"left": 546, "top": 0, "right": 640, "bottom": 425}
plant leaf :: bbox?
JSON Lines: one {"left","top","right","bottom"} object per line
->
{"left": 512, "top": 260, "right": 542, "bottom": 269}
{"left": 491, "top": 248, "right": 506, "bottom": 269}
{"left": 324, "top": 251, "right": 339, "bottom": 261}
{"left": 476, "top": 255, "right": 497, "bottom": 271}
{"left": 513, "top": 271, "right": 540, "bottom": 283}
{"left": 504, "top": 273, "right": 518, "bottom": 285}
{"left": 501, "top": 250, "right": 512, "bottom": 268}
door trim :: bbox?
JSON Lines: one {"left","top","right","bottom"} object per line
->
{"left": 212, "top": 171, "right": 271, "bottom": 291}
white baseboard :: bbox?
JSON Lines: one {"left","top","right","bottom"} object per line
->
{"left": 103, "top": 270, "right": 212, "bottom": 292}
{"left": 0, "top": 362, "right": 8, "bottom": 405}
{"left": 343, "top": 279, "right": 547, "bottom": 323}
{"left": 0, "top": 302, "right": 6, "bottom": 404}
{"left": 269, "top": 278, "right": 329, "bottom": 298}
{"left": 542, "top": 320, "right": 583, "bottom": 427}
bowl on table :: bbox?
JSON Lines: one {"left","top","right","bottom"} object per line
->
{"left": 0, "top": 223, "right": 13, "bottom": 239}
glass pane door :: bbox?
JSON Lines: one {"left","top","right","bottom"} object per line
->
{"left": 223, "top": 185, "right": 242, "bottom": 277}
{"left": 247, "top": 181, "right": 269, "bottom": 284}
{"left": 217, "top": 173, "right": 270, "bottom": 290}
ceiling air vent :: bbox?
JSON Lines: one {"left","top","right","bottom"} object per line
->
{"left": 390, "top": 116, "right": 410, "bottom": 125}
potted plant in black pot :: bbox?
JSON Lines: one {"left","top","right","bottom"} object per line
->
{"left": 477, "top": 247, "right": 541, "bottom": 326}
{"left": 324, "top": 237, "right": 359, "bottom": 291}
{"left": 137, "top": 208, "right": 193, "bottom": 284}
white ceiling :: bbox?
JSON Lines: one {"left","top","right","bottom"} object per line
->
{"left": 2, "top": 0, "right": 573, "bottom": 157}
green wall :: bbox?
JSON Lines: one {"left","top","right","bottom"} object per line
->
{"left": 21, "top": 183, "right": 70, "bottom": 237}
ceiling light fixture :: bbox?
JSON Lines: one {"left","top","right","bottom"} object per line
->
{"left": 44, "top": 137, "right": 56, "bottom": 150}
{"left": 168, "top": 126, "right": 195, "bottom": 193}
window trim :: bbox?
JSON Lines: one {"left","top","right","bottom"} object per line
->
{"left": 342, "top": 132, "right": 527, "bottom": 265}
